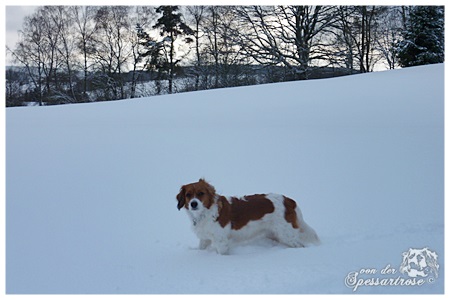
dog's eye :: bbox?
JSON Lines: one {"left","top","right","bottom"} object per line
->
{"left": 197, "top": 192, "right": 205, "bottom": 197}
{"left": 186, "top": 193, "right": 192, "bottom": 198}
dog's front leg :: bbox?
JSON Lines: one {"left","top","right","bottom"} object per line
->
{"left": 199, "top": 239, "right": 211, "bottom": 250}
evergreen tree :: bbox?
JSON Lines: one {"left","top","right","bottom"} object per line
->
{"left": 153, "top": 6, "right": 193, "bottom": 94}
{"left": 396, "top": 6, "right": 444, "bottom": 67}
{"left": 136, "top": 23, "right": 166, "bottom": 94}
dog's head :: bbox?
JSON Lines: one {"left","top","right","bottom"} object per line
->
{"left": 400, "top": 248, "right": 439, "bottom": 278}
{"left": 176, "top": 178, "right": 216, "bottom": 211}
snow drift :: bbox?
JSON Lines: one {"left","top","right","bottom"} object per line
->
{"left": 6, "top": 64, "right": 444, "bottom": 294}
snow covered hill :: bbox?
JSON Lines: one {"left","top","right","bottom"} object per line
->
{"left": 6, "top": 64, "right": 444, "bottom": 294}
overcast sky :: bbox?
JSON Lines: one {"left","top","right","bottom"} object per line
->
{"left": 6, "top": 6, "right": 37, "bottom": 44}
{"left": 5, "top": 6, "right": 37, "bottom": 64}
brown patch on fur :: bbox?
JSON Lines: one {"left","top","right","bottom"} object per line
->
{"left": 176, "top": 178, "right": 216, "bottom": 210}
{"left": 229, "top": 194, "right": 275, "bottom": 230}
{"left": 216, "top": 196, "right": 231, "bottom": 227}
{"left": 283, "top": 196, "right": 302, "bottom": 231}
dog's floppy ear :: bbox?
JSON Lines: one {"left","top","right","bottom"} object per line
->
{"left": 176, "top": 186, "right": 186, "bottom": 210}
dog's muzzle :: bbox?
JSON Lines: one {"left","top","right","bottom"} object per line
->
{"left": 190, "top": 199, "right": 199, "bottom": 210}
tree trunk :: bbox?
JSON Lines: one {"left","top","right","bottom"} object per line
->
{"left": 169, "top": 32, "right": 174, "bottom": 94}
{"left": 360, "top": 6, "right": 366, "bottom": 73}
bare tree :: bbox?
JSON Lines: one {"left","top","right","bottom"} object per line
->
{"left": 236, "top": 6, "right": 338, "bottom": 79}
{"left": 93, "top": 6, "right": 131, "bottom": 100}
{"left": 204, "top": 6, "right": 246, "bottom": 87}
{"left": 331, "top": 6, "right": 387, "bottom": 72}
{"left": 10, "top": 11, "right": 46, "bottom": 105}
{"left": 186, "top": 6, "right": 206, "bottom": 90}
{"left": 358, "top": 6, "right": 378, "bottom": 72}
{"left": 331, "top": 6, "right": 358, "bottom": 71}
{"left": 38, "top": 6, "right": 65, "bottom": 101}
{"left": 72, "top": 6, "right": 98, "bottom": 101}
{"left": 51, "top": 6, "right": 78, "bottom": 102}
{"left": 376, "top": 7, "right": 403, "bottom": 69}
{"left": 205, "top": 6, "right": 221, "bottom": 88}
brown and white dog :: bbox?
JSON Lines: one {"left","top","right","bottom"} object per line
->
{"left": 176, "top": 179, "right": 320, "bottom": 254}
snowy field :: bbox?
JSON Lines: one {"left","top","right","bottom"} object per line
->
{"left": 6, "top": 64, "right": 444, "bottom": 294}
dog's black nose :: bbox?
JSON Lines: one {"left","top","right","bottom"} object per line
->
{"left": 190, "top": 201, "right": 198, "bottom": 209}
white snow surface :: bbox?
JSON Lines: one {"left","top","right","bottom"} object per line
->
{"left": 6, "top": 64, "right": 444, "bottom": 294}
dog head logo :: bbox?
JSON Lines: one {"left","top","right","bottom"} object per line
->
{"left": 399, "top": 248, "right": 439, "bottom": 279}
